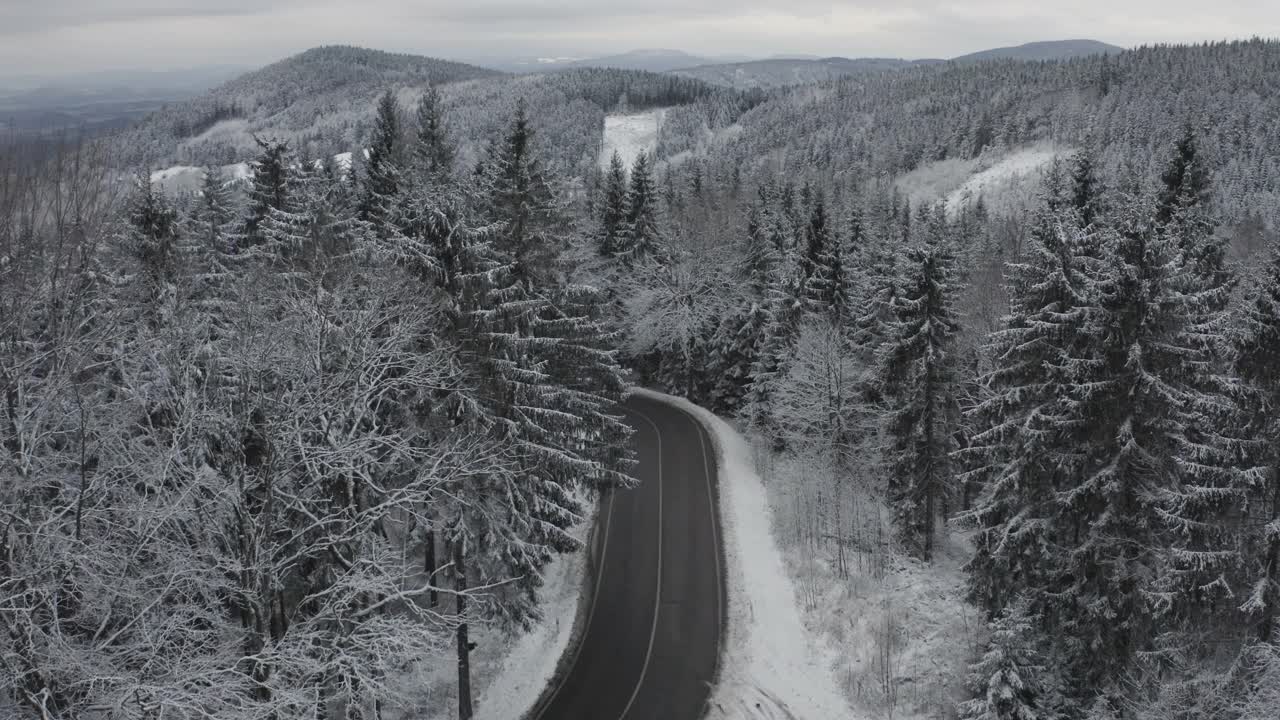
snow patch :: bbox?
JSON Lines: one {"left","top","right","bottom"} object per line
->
{"left": 629, "top": 388, "right": 856, "bottom": 720}
{"left": 944, "top": 144, "right": 1064, "bottom": 216}
{"left": 600, "top": 109, "right": 667, "bottom": 169}
{"left": 894, "top": 144, "right": 1068, "bottom": 217}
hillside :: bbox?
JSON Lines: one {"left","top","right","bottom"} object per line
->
{"left": 697, "top": 39, "right": 1280, "bottom": 228}
{"left": 110, "top": 46, "right": 502, "bottom": 168}
{"left": 671, "top": 57, "right": 932, "bottom": 90}
{"left": 665, "top": 39, "right": 1118, "bottom": 90}
{"left": 952, "top": 38, "right": 1123, "bottom": 62}
{"left": 111, "top": 46, "right": 754, "bottom": 177}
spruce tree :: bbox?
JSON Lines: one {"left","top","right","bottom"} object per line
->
{"left": 800, "top": 193, "right": 844, "bottom": 320}
{"left": 414, "top": 85, "right": 453, "bottom": 182}
{"left": 875, "top": 223, "right": 961, "bottom": 561}
{"left": 596, "top": 151, "right": 628, "bottom": 257}
{"left": 361, "top": 89, "right": 403, "bottom": 230}
{"left": 240, "top": 137, "right": 291, "bottom": 247}
{"left": 620, "top": 151, "right": 663, "bottom": 263}
{"left": 958, "top": 177, "right": 1102, "bottom": 618}
{"left": 1235, "top": 240, "right": 1280, "bottom": 644}
{"left": 959, "top": 602, "right": 1061, "bottom": 720}
{"left": 123, "top": 174, "right": 182, "bottom": 322}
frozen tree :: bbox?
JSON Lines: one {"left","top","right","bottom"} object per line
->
{"left": 959, "top": 601, "right": 1061, "bottom": 720}
{"left": 360, "top": 89, "right": 404, "bottom": 230}
{"left": 1233, "top": 238, "right": 1280, "bottom": 645}
{"left": 240, "top": 136, "right": 292, "bottom": 247}
{"left": 414, "top": 84, "right": 454, "bottom": 181}
{"left": 619, "top": 151, "right": 664, "bottom": 263}
{"left": 596, "top": 151, "right": 628, "bottom": 258}
{"left": 874, "top": 219, "right": 961, "bottom": 562}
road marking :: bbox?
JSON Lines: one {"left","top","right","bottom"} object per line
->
{"left": 618, "top": 405, "right": 664, "bottom": 720}
{"left": 690, "top": 409, "right": 725, "bottom": 691}
{"left": 534, "top": 462, "right": 621, "bottom": 719}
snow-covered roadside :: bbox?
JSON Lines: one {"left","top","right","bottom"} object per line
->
{"left": 630, "top": 388, "right": 855, "bottom": 719}
{"left": 390, "top": 500, "right": 597, "bottom": 720}
{"left": 472, "top": 510, "right": 595, "bottom": 720}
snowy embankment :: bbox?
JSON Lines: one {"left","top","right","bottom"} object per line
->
{"left": 600, "top": 109, "right": 666, "bottom": 169}
{"left": 471, "top": 512, "right": 595, "bottom": 720}
{"left": 630, "top": 388, "right": 855, "bottom": 720}
{"left": 387, "top": 501, "right": 596, "bottom": 720}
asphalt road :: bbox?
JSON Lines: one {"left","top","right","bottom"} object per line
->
{"left": 534, "top": 395, "right": 725, "bottom": 720}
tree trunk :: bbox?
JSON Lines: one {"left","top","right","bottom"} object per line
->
{"left": 456, "top": 548, "right": 473, "bottom": 720}
{"left": 425, "top": 529, "right": 438, "bottom": 608}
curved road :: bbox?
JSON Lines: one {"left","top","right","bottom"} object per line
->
{"left": 534, "top": 395, "right": 725, "bottom": 720}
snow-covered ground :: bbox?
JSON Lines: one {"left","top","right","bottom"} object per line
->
{"left": 944, "top": 144, "right": 1064, "bottom": 216}
{"left": 630, "top": 388, "right": 856, "bottom": 720}
{"left": 751, "top": 448, "right": 983, "bottom": 720}
{"left": 894, "top": 143, "right": 1067, "bottom": 218}
{"left": 387, "top": 501, "right": 596, "bottom": 720}
{"left": 600, "top": 109, "right": 666, "bottom": 169}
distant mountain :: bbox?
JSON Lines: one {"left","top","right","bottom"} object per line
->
{"left": 109, "top": 46, "right": 502, "bottom": 167}
{"left": 665, "top": 40, "right": 1121, "bottom": 90}
{"left": 563, "top": 49, "right": 747, "bottom": 73}
{"left": 952, "top": 39, "right": 1123, "bottom": 63}
{"left": 671, "top": 56, "right": 936, "bottom": 90}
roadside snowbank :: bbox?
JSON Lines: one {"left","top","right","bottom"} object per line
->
{"left": 630, "top": 388, "right": 855, "bottom": 719}
{"left": 391, "top": 500, "right": 596, "bottom": 720}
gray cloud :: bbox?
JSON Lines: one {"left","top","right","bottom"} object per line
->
{"left": 0, "top": 0, "right": 1277, "bottom": 75}
{"left": 0, "top": 1, "right": 287, "bottom": 35}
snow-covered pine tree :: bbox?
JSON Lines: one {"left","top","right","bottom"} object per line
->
{"left": 959, "top": 601, "right": 1062, "bottom": 720}
{"left": 190, "top": 165, "right": 236, "bottom": 253}
{"left": 1235, "top": 238, "right": 1280, "bottom": 644}
{"left": 1059, "top": 185, "right": 1237, "bottom": 692}
{"left": 875, "top": 215, "right": 961, "bottom": 561}
{"left": 240, "top": 136, "right": 291, "bottom": 247}
{"left": 259, "top": 152, "right": 364, "bottom": 283}
{"left": 360, "top": 89, "right": 404, "bottom": 231}
{"left": 799, "top": 192, "right": 845, "bottom": 321}
{"left": 958, "top": 170, "right": 1102, "bottom": 619}
{"left": 596, "top": 151, "right": 628, "bottom": 257}
{"left": 708, "top": 196, "right": 782, "bottom": 413}
{"left": 480, "top": 98, "right": 560, "bottom": 284}
{"left": 414, "top": 85, "right": 453, "bottom": 182}
{"left": 620, "top": 151, "right": 664, "bottom": 263}
{"left": 123, "top": 173, "right": 181, "bottom": 313}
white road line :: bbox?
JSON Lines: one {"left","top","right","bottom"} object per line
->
{"left": 534, "top": 471, "right": 620, "bottom": 719}
{"left": 691, "top": 409, "right": 725, "bottom": 682}
{"left": 618, "top": 406, "right": 665, "bottom": 720}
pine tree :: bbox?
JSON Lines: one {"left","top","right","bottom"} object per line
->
{"left": 124, "top": 173, "right": 181, "bottom": 309}
{"left": 190, "top": 166, "right": 235, "bottom": 253}
{"left": 875, "top": 224, "right": 961, "bottom": 561}
{"left": 361, "top": 89, "right": 403, "bottom": 230}
{"left": 414, "top": 85, "right": 453, "bottom": 182}
{"left": 800, "top": 193, "right": 844, "bottom": 320}
{"left": 1235, "top": 240, "right": 1280, "bottom": 644}
{"left": 620, "top": 151, "right": 663, "bottom": 263}
{"left": 959, "top": 601, "right": 1061, "bottom": 720}
{"left": 596, "top": 151, "right": 628, "bottom": 257}
{"left": 240, "top": 136, "right": 291, "bottom": 247}
{"left": 958, "top": 180, "right": 1103, "bottom": 618}
{"left": 482, "top": 98, "right": 560, "bottom": 284}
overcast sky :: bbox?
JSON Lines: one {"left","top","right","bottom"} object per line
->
{"left": 2, "top": 0, "right": 1278, "bottom": 75}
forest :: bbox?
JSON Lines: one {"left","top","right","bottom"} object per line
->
{"left": 5, "top": 36, "right": 1280, "bottom": 720}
